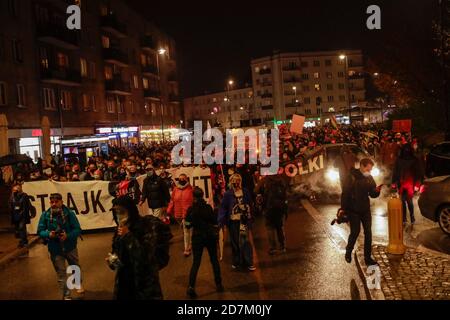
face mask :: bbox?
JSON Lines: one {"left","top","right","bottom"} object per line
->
{"left": 179, "top": 180, "right": 187, "bottom": 186}
{"left": 362, "top": 171, "right": 371, "bottom": 177}
{"left": 233, "top": 183, "right": 240, "bottom": 189}
{"left": 147, "top": 171, "right": 154, "bottom": 177}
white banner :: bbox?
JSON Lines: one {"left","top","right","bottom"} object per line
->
{"left": 23, "top": 180, "right": 116, "bottom": 234}
{"left": 23, "top": 166, "right": 214, "bottom": 233}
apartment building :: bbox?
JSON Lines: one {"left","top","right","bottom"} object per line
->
{"left": 251, "top": 50, "right": 366, "bottom": 123}
{"left": 184, "top": 85, "right": 254, "bottom": 129}
{"left": 0, "top": 0, "right": 181, "bottom": 159}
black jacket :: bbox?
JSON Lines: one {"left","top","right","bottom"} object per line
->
{"left": 141, "top": 175, "right": 171, "bottom": 209}
{"left": 9, "top": 192, "right": 32, "bottom": 225}
{"left": 185, "top": 200, "right": 218, "bottom": 241}
{"left": 341, "top": 168, "right": 380, "bottom": 215}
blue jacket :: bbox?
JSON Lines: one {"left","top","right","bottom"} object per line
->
{"left": 218, "top": 188, "right": 252, "bottom": 227}
{"left": 37, "top": 206, "right": 81, "bottom": 256}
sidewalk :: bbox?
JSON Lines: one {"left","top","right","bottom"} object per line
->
{"left": 0, "top": 215, "right": 39, "bottom": 269}
{"left": 356, "top": 245, "right": 450, "bottom": 300}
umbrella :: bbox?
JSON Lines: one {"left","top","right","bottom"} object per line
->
{"left": 0, "top": 154, "right": 33, "bottom": 167}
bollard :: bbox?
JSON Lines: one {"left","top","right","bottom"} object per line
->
{"left": 387, "top": 194, "right": 406, "bottom": 254}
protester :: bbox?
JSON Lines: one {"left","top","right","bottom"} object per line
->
{"left": 219, "top": 173, "right": 256, "bottom": 271}
{"left": 341, "top": 158, "right": 381, "bottom": 266}
{"left": 108, "top": 196, "right": 172, "bottom": 300}
{"left": 37, "top": 193, "right": 83, "bottom": 300}
{"left": 9, "top": 183, "right": 33, "bottom": 248}
{"left": 167, "top": 173, "right": 194, "bottom": 256}
{"left": 140, "top": 166, "right": 171, "bottom": 220}
{"left": 185, "top": 187, "right": 223, "bottom": 298}
{"left": 392, "top": 144, "right": 424, "bottom": 225}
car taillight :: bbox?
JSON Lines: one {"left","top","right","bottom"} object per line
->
{"left": 419, "top": 184, "right": 427, "bottom": 194}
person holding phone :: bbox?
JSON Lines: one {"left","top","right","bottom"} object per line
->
{"left": 341, "top": 158, "right": 381, "bottom": 266}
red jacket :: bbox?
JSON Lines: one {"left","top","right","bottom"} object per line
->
{"left": 167, "top": 184, "right": 193, "bottom": 219}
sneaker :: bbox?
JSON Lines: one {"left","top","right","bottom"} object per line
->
{"left": 216, "top": 284, "right": 224, "bottom": 293}
{"left": 248, "top": 265, "right": 256, "bottom": 271}
{"left": 365, "top": 258, "right": 378, "bottom": 266}
{"left": 231, "top": 264, "right": 238, "bottom": 270}
{"left": 345, "top": 251, "right": 352, "bottom": 263}
{"left": 186, "top": 287, "right": 197, "bottom": 299}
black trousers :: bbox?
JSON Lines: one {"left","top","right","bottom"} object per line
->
{"left": 346, "top": 212, "right": 372, "bottom": 260}
{"left": 13, "top": 220, "right": 28, "bottom": 246}
{"left": 189, "top": 237, "right": 222, "bottom": 288}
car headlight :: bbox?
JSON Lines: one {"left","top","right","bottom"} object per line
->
{"left": 325, "top": 168, "right": 340, "bottom": 182}
{"left": 371, "top": 167, "right": 380, "bottom": 177}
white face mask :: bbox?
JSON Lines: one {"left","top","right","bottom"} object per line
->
{"left": 362, "top": 171, "right": 371, "bottom": 177}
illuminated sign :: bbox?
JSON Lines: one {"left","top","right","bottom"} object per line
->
{"left": 96, "top": 127, "right": 138, "bottom": 134}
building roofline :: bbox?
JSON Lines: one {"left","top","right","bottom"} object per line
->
{"left": 251, "top": 49, "right": 363, "bottom": 64}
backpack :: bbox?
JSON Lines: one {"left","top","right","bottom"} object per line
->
{"left": 141, "top": 215, "right": 173, "bottom": 270}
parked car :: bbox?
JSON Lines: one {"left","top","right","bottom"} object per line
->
{"left": 425, "top": 142, "right": 450, "bottom": 178}
{"left": 418, "top": 175, "right": 450, "bottom": 235}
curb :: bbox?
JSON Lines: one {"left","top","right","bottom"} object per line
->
{"left": 416, "top": 244, "right": 450, "bottom": 259}
{"left": 0, "top": 236, "right": 40, "bottom": 270}
{"left": 354, "top": 249, "right": 386, "bottom": 300}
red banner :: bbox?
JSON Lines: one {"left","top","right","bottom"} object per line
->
{"left": 392, "top": 119, "right": 412, "bottom": 133}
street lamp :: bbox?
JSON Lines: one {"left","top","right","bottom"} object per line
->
{"left": 226, "top": 79, "right": 234, "bottom": 128}
{"left": 156, "top": 47, "right": 167, "bottom": 142}
{"left": 339, "top": 54, "right": 351, "bottom": 124}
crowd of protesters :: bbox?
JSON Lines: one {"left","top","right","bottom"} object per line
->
{"left": 4, "top": 123, "right": 429, "bottom": 299}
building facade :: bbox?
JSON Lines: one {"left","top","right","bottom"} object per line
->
{"left": 0, "top": 0, "right": 181, "bottom": 160}
{"left": 184, "top": 49, "right": 366, "bottom": 128}
{"left": 184, "top": 85, "right": 254, "bottom": 129}
{"left": 251, "top": 50, "right": 366, "bottom": 124}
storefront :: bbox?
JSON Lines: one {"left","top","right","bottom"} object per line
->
{"left": 140, "top": 126, "right": 189, "bottom": 143}
{"left": 95, "top": 126, "right": 139, "bottom": 146}
{"left": 61, "top": 136, "right": 111, "bottom": 167}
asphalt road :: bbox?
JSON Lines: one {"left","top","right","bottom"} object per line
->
{"left": 0, "top": 198, "right": 367, "bottom": 300}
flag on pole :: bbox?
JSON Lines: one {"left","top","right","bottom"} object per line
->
{"left": 330, "top": 115, "right": 339, "bottom": 130}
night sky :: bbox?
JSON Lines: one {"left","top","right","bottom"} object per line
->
{"left": 128, "top": 0, "right": 438, "bottom": 98}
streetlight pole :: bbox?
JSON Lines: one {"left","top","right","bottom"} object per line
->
{"left": 156, "top": 48, "right": 166, "bottom": 142}
{"left": 226, "top": 79, "right": 233, "bottom": 129}
{"left": 293, "top": 86, "right": 298, "bottom": 114}
{"left": 339, "top": 54, "right": 351, "bottom": 125}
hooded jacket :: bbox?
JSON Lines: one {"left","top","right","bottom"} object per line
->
{"left": 167, "top": 182, "right": 193, "bottom": 219}
{"left": 341, "top": 168, "right": 380, "bottom": 215}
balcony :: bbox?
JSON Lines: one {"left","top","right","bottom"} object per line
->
{"left": 259, "top": 69, "right": 271, "bottom": 75}
{"left": 105, "top": 78, "right": 131, "bottom": 95}
{"left": 283, "top": 65, "right": 300, "bottom": 71}
{"left": 284, "top": 77, "right": 300, "bottom": 83}
{"left": 140, "top": 35, "right": 155, "bottom": 51}
{"left": 349, "top": 73, "right": 365, "bottom": 80}
{"left": 102, "top": 48, "right": 129, "bottom": 67}
{"left": 261, "top": 93, "right": 273, "bottom": 98}
{"left": 142, "top": 65, "right": 158, "bottom": 76}
{"left": 169, "top": 94, "right": 180, "bottom": 103}
{"left": 37, "top": 22, "right": 79, "bottom": 50}
{"left": 100, "top": 14, "right": 127, "bottom": 38}
{"left": 286, "top": 103, "right": 299, "bottom": 108}
{"left": 261, "top": 105, "right": 273, "bottom": 110}
{"left": 144, "top": 89, "right": 161, "bottom": 99}
{"left": 40, "top": 67, "right": 81, "bottom": 86}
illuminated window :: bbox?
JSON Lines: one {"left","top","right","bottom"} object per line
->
{"left": 314, "top": 84, "right": 321, "bottom": 91}
{"left": 142, "top": 78, "right": 149, "bottom": 89}
{"left": 101, "top": 36, "right": 110, "bottom": 49}
{"left": 16, "top": 84, "right": 26, "bottom": 107}
{"left": 61, "top": 91, "right": 72, "bottom": 110}
{"left": 42, "top": 88, "right": 56, "bottom": 110}
{"left": 104, "top": 66, "right": 113, "bottom": 80}
{"left": 57, "top": 53, "right": 68, "bottom": 67}
{"left": 313, "top": 72, "right": 320, "bottom": 79}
